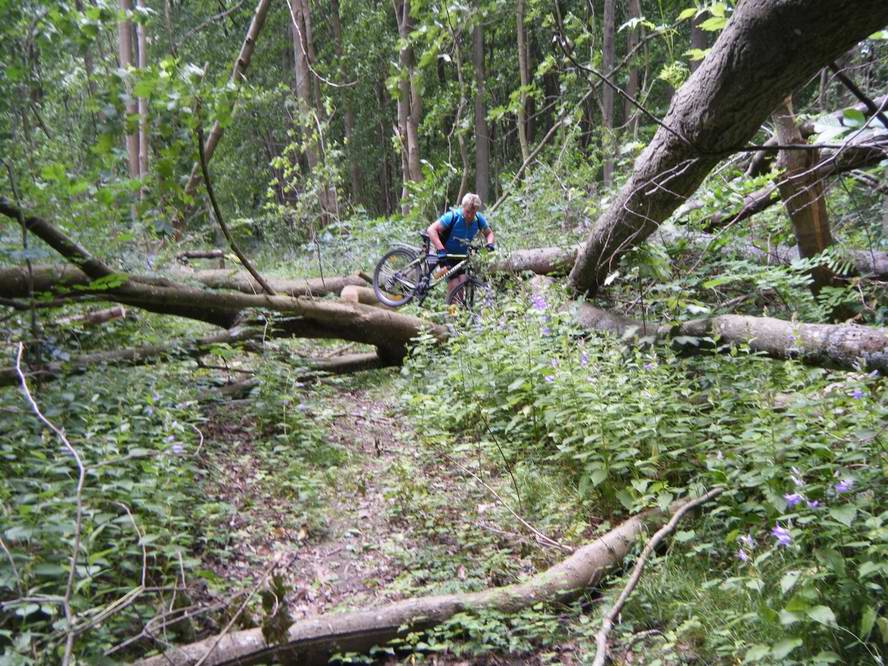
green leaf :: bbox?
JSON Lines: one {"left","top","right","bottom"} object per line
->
{"left": 807, "top": 605, "right": 837, "bottom": 626}
{"left": 779, "top": 609, "right": 802, "bottom": 626}
{"left": 842, "top": 108, "right": 866, "bottom": 126}
{"left": 33, "top": 563, "right": 66, "bottom": 577}
{"left": 743, "top": 644, "right": 770, "bottom": 662}
{"left": 812, "top": 652, "right": 841, "bottom": 664}
{"left": 877, "top": 617, "right": 888, "bottom": 644}
{"left": 860, "top": 606, "right": 876, "bottom": 639}
{"left": 677, "top": 7, "right": 697, "bottom": 21}
{"left": 674, "top": 530, "right": 695, "bottom": 543}
{"left": 771, "top": 638, "right": 802, "bottom": 659}
{"left": 780, "top": 570, "right": 801, "bottom": 595}
{"left": 828, "top": 504, "right": 856, "bottom": 527}
{"left": 589, "top": 468, "right": 608, "bottom": 486}
{"left": 858, "top": 560, "right": 882, "bottom": 579}
{"left": 698, "top": 16, "right": 727, "bottom": 32}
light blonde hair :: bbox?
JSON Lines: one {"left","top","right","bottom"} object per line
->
{"left": 461, "top": 192, "right": 482, "bottom": 209}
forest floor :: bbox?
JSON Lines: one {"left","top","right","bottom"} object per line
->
{"left": 188, "top": 371, "right": 581, "bottom": 663}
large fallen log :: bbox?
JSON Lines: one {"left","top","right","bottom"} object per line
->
{"left": 575, "top": 304, "right": 888, "bottom": 372}
{"left": 568, "top": 0, "right": 888, "bottom": 295}
{"left": 168, "top": 268, "right": 368, "bottom": 298}
{"left": 135, "top": 497, "right": 713, "bottom": 666}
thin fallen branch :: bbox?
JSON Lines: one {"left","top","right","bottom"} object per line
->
{"left": 15, "top": 343, "right": 86, "bottom": 666}
{"left": 591, "top": 487, "right": 724, "bottom": 666}
{"left": 195, "top": 120, "right": 274, "bottom": 296}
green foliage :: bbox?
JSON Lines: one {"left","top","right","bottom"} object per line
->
{"left": 401, "top": 282, "right": 888, "bottom": 663}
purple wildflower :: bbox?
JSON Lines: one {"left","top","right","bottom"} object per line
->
{"left": 530, "top": 294, "right": 547, "bottom": 311}
{"left": 541, "top": 327, "right": 551, "bottom": 336}
{"left": 737, "top": 548, "right": 749, "bottom": 562}
{"left": 850, "top": 388, "right": 865, "bottom": 400}
{"left": 771, "top": 525, "right": 792, "bottom": 547}
{"left": 643, "top": 362, "right": 654, "bottom": 370}
{"left": 834, "top": 478, "right": 854, "bottom": 494}
{"left": 790, "top": 467, "right": 804, "bottom": 488}
{"left": 544, "top": 375, "right": 554, "bottom": 383}
{"left": 784, "top": 493, "right": 803, "bottom": 508}
{"left": 739, "top": 534, "right": 756, "bottom": 548}
{"left": 806, "top": 500, "right": 820, "bottom": 509}
{"left": 170, "top": 443, "right": 184, "bottom": 455}
{"left": 579, "top": 351, "right": 588, "bottom": 367}
{"left": 550, "top": 358, "right": 559, "bottom": 368}
{"left": 297, "top": 403, "right": 308, "bottom": 412}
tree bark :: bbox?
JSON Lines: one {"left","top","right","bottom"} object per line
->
{"left": 771, "top": 98, "right": 836, "bottom": 294}
{"left": 623, "top": 0, "right": 642, "bottom": 135}
{"left": 472, "top": 22, "right": 490, "bottom": 203}
{"left": 135, "top": 504, "right": 686, "bottom": 666}
{"left": 575, "top": 304, "right": 888, "bottom": 373}
{"left": 601, "top": 0, "right": 615, "bottom": 187}
{"left": 331, "top": 0, "right": 361, "bottom": 202}
{"left": 568, "top": 0, "right": 888, "bottom": 296}
{"left": 395, "top": 0, "right": 422, "bottom": 211}
{"left": 118, "top": 0, "right": 139, "bottom": 179}
{"left": 689, "top": 10, "right": 708, "bottom": 73}
{"left": 516, "top": 0, "right": 530, "bottom": 163}
{"left": 136, "top": 0, "right": 149, "bottom": 184}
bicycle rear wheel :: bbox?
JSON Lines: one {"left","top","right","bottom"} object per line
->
{"left": 373, "top": 247, "right": 422, "bottom": 307}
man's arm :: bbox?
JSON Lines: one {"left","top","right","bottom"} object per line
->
{"left": 484, "top": 227, "right": 495, "bottom": 245}
{"left": 427, "top": 221, "right": 447, "bottom": 252}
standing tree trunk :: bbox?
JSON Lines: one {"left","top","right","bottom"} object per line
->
{"left": 395, "top": 0, "right": 422, "bottom": 213}
{"left": 136, "top": 0, "right": 149, "bottom": 187}
{"left": 568, "top": 0, "right": 888, "bottom": 296}
{"left": 689, "top": 10, "right": 708, "bottom": 72}
{"left": 624, "top": 0, "right": 642, "bottom": 136}
{"left": 771, "top": 98, "right": 837, "bottom": 294}
{"left": 472, "top": 21, "right": 490, "bottom": 203}
{"left": 118, "top": 0, "right": 139, "bottom": 179}
{"left": 291, "top": 0, "right": 337, "bottom": 223}
{"left": 516, "top": 0, "right": 530, "bottom": 163}
{"left": 601, "top": 0, "right": 615, "bottom": 187}
{"left": 331, "top": 0, "right": 361, "bottom": 203}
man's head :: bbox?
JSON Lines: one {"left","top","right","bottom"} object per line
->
{"left": 461, "top": 192, "right": 482, "bottom": 221}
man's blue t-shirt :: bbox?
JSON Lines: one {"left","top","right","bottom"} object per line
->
{"left": 438, "top": 209, "right": 489, "bottom": 255}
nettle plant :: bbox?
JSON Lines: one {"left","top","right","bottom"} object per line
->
{"left": 402, "top": 285, "right": 887, "bottom": 662}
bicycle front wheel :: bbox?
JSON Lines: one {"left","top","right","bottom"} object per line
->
{"left": 373, "top": 247, "right": 422, "bottom": 307}
{"left": 445, "top": 277, "right": 492, "bottom": 312}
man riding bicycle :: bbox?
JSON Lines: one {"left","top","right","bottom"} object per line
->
{"left": 426, "top": 192, "right": 496, "bottom": 292}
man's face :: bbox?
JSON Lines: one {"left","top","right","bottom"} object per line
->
{"left": 462, "top": 203, "right": 478, "bottom": 221}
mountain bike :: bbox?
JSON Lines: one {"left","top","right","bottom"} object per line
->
{"left": 372, "top": 231, "right": 491, "bottom": 310}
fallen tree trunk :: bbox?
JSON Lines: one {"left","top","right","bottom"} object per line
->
{"left": 167, "top": 268, "right": 368, "bottom": 298}
{"left": 568, "top": 0, "right": 888, "bottom": 295}
{"left": 0, "top": 327, "right": 263, "bottom": 387}
{"left": 135, "top": 498, "right": 710, "bottom": 666}
{"left": 56, "top": 305, "right": 126, "bottom": 327}
{"left": 575, "top": 304, "right": 888, "bottom": 372}
{"left": 651, "top": 226, "right": 888, "bottom": 280}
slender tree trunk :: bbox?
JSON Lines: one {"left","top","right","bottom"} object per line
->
{"left": 472, "top": 22, "right": 490, "bottom": 203}
{"left": 395, "top": 0, "right": 422, "bottom": 200}
{"left": 331, "top": 0, "right": 361, "bottom": 202}
{"left": 117, "top": 0, "right": 139, "bottom": 179}
{"left": 136, "top": 0, "right": 149, "bottom": 188}
{"left": 376, "top": 73, "right": 394, "bottom": 215}
{"left": 180, "top": 0, "right": 272, "bottom": 201}
{"left": 771, "top": 98, "right": 837, "bottom": 294}
{"left": 568, "top": 0, "right": 888, "bottom": 295}
{"left": 516, "top": 0, "right": 530, "bottom": 163}
{"left": 689, "top": 10, "right": 708, "bottom": 72}
{"left": 624, "top": 0, "right": 641, "bottom": 135}
{"left": 601, "top": 0, "right": 615, "bottom": 187}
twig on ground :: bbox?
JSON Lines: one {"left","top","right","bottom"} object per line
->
{"left": 190, "top": 423, "right": 206, "bottom": 457}
{"left": 15, "top": 342, "right": 86, "bottom": 666}
{"left": 591, "top": 487, "right": 724, "bottom": 666}
{"left": 450, "top": 457, "right": 571, "bottom": 553}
